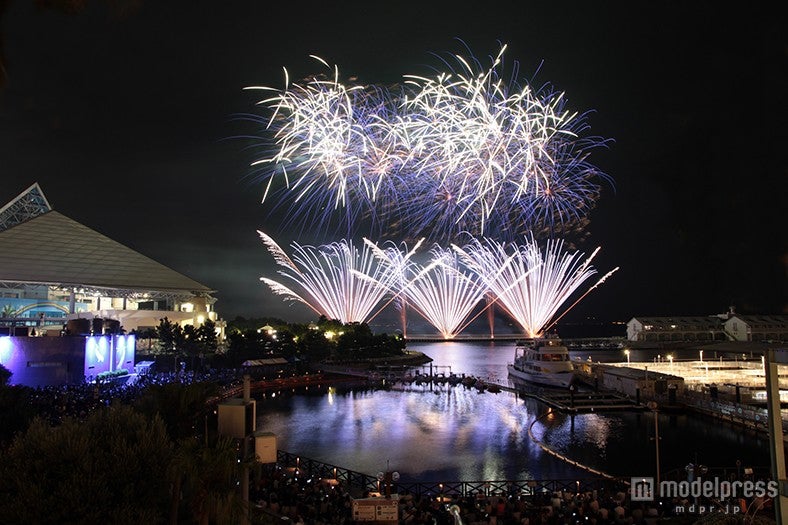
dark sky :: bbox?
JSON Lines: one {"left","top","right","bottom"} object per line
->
{"left": 1, "top": 1, "right": 785, "bottom": 325}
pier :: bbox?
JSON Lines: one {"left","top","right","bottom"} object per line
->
{"left": 320, "top": 360, "right": 648, "bottom": 413}
{"left": 404, "top": 334, "right": 627, "bottom": 349}
{"left": 519, "top": 388, "right": 644, "bottom": 413}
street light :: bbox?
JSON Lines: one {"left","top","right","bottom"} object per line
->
{"left": 647, "top": 401, "right": 660, "bottom": 486}
{"left": 624, "top": 349, "right": 630, "bottom": 364}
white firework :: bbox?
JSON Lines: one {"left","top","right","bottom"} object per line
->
{"left": 454, "top": 236, "right": 618, "bottom": 337}
{"left": 258, "top": 231, "right": 396, "bottom": 324}
{"left": 400, "top": 246, "right": 489, "bottom": 339}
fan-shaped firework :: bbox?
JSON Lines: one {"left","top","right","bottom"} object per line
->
{"left": 258, "top": 231, "right": 396, "bottom": 324}
{"left": 246, "top": 45, "right": 612, "bottom": 241}
{"left": 370, "top": 242, "right": 489, "bottom": 339}
{"left": 454, "top": 236, "right": 619, "bottom": 338}
{"left": 258, "top": 232, "right": 617, "bottom": 337}
{"left": 402, "top": 247, "right": 489, "bottom": 339}
{"left": 363, "top": 238, "right": 424, "bottom": 336}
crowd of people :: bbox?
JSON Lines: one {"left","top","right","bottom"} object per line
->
{"left": 23, "top": 366, "right": 246, "bottom": 425}
{"left": 248, "top": 465, "right": 669, "bottom": 524}
{"left": 11, "top": 367, "right": 771, "bottom": 524}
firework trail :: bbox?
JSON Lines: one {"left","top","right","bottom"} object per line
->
{"left": 370, "top": 242, "right": 489, "bottom": 338}
{"left": 454, "top": 236, "right": 617, "bottom": 337}
{"left": 258, "top": 231, "right": 396, "bottom": 324}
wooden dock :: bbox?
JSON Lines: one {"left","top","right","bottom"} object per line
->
{"left": 512, "top": 385, "right": 645, "bottom": 413}
{"left": 321, "top": 364, "right": 646, "bottom": 413}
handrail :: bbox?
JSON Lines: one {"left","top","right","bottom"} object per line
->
{"left": 275, "top": 450, "right": 627, "bottom": 498}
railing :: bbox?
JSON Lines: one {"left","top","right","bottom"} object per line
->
{"left": 276, "top": 450, "right": 379, "bottom": 493}
{"left": 276, "top": 450, "right": 628, "bottom": 498}
{"left": 682, "top": 389, "right": 788, "bottom": 434}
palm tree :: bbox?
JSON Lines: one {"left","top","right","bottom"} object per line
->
{"left": 1, "top": 303, "right": 16, "bottom": 318}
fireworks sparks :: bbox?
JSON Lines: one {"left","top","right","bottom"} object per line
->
{"left": 258, "top": 231, "right": 396, "bottom": 324}
{"left": 454, "top": 236, "right": 618, "bottom": 338}
{"left": 260, "top": 233, "right": 616, "bottom": 339}
{"left": 247, "top": 45, "right": 611, "bottom": 241}
{"left": 252, "top": 44, "right": 617, "bottom": 336}
{"left": 371, "top": 243, "right": 489, "bottom": 339}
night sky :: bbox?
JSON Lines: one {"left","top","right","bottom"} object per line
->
{"left": 1, "top": 1, "right": 785, "bottom": 326}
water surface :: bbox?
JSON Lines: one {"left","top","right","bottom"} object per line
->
{"left": 256, "top": 342, "right": 770, "bottom": 481}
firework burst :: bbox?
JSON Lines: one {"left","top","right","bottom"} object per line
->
{"left": 370, "top": 242, "right": 489, "bottom": 338}
{"left": 246, "top": 45, "right": 612, "bottom": 241}
{"left": 454, "top": 236, "right": 618, "bottom": 337}
{"left": 258, "top": 231, "right": 396, "bottom": 324}
{"left": 401, "top": 246, "right": 489, "bottom": 339}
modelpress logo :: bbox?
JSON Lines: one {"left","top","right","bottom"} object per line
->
{"left": 631, "top": 477, "right": 655, "bottom": 502}
{"left": 631, "top": 476, "right": 778, "bottom": 513}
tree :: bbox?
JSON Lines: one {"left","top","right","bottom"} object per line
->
{"left": 130, "top": 326, "right": 158, "bottom": 354}
{"left": 157, "top": 316, "right": 185, "bottom": 371}
{"left": 189, "top": 319, "right": 219, "bottom": 370}
{"left": 133, "top": 381, "right": 219, "bottom": 442}
{"left": 182, "top": 323, "right": 200, "bottom": 369}
{"left": 223, "top": 327, "right": 273, "bottom": 366}
{"left": 0, "top": 362, "right": 11, "bottom": 385}
{"left": 0, "top": 383, "right": 37, "bottom": 445}
{"left": 0, "top": 303, "right": 16, "bottom": 317}
{"left": 337, "top": 322, "right": 375, "bottom": 358}
{"left": 297, "top": 328, "right": 332, "bottom": 360}
{"left": 168, "top": 436, "right": 247, "bottom": 525}
{"left": 0, "top": 404, "right": 173, "bottom": 523}
{"left": 197, "top": 319, "right": 218, "bottom": 354}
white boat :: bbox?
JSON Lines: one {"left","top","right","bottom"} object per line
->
{"left": 507, "top": 337, "right": 576, "bottom": 389}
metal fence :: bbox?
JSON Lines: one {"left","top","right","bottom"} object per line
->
{"left": 276, "top": 450, "right": 628, "bottom": 498}
{"left": 682, "top": 388, "right": 788, "bottom": 434}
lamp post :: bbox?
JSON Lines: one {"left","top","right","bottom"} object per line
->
{"left": 624, "top": 349, "right": 630, "bottom": 365}
{"left": 647, "top": 401, "right": 660, "bottom": 486}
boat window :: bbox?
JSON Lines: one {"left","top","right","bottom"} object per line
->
{"left": 543, "top": 353, "right": 566, "bottom": 362}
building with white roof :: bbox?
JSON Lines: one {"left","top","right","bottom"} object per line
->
{"left": 0, "top": 183, "right": 219, "bottom": 334}
{"left": 0, "top": 183, "right": 224, "bottom": 386}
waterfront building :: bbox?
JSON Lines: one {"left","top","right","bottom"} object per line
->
{"left": 723, "top": 314, "right": 788, "bottom": 342}
{"left": 626, "top": 315, "right": 729, "bottom": 342}
{"left": 627, "top": 308, "right": 788, "bottom": 343}
{"left": 0, "top": 183, "right": 223, "bottom": 386}
{"left": 0, "top": 183, "right": 220, "bottom": 334}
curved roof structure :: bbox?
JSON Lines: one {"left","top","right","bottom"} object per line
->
{"left": 0, "top": 183, "right": 212, "bottom": 295}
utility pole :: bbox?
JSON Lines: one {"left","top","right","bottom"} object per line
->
{"left": 647, "top": 401, "right": 660, "bottom": 486}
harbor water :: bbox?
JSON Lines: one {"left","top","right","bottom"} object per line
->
{"left": 256, "top": 341, "right": 771, "bottom": 482}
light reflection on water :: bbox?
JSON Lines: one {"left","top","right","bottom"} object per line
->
{"left": 256, "top": 341, "right": 770, "bottom": 482}
{"left": 259, "top": 385, "right": 577, "bottom": 481}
